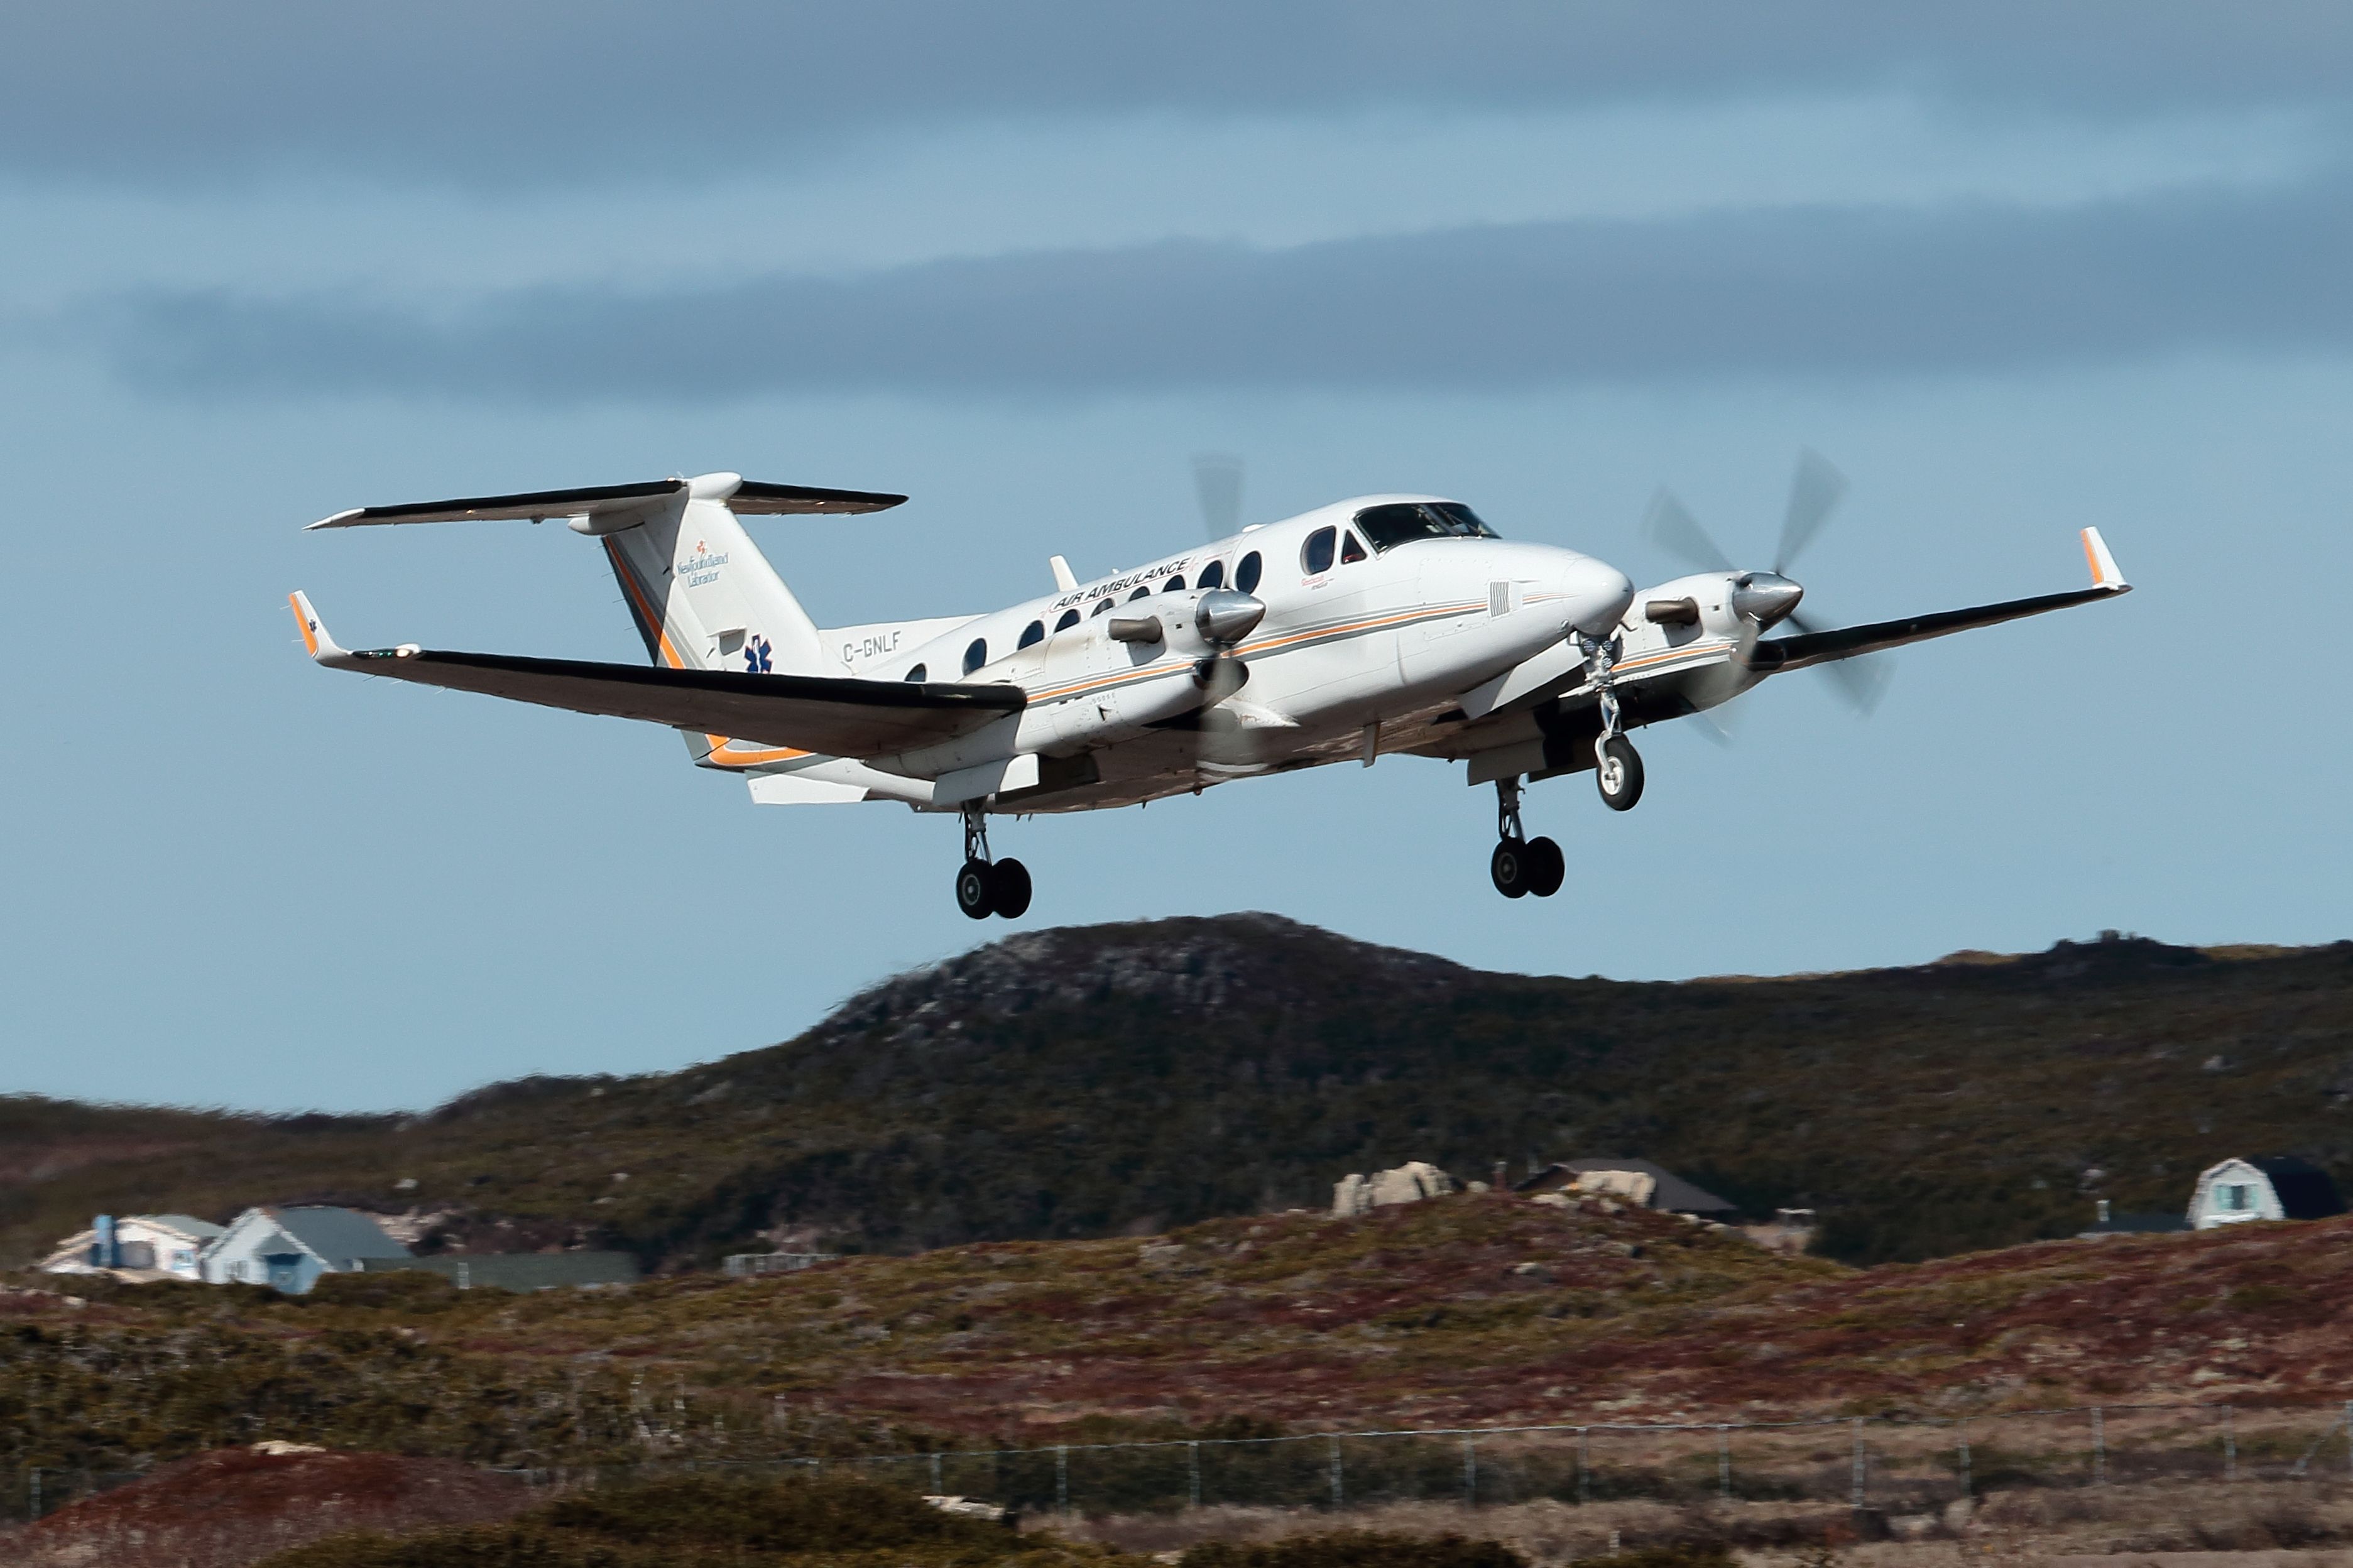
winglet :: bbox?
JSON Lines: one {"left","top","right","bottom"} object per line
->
{"left": 288, "top": 591, "right": 347, "bottom": 661}
{"left": 2080, "top": 528, "right": 2130, "bottom": 593}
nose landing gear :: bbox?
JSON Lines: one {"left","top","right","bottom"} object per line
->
{"left": 1582, "top": 634, "right": 1646, "bottom": 812}
{"left": 954, "top": 803, "right": 1032, "bottom": 920}
{"left": 1489, "top": 778, "right": 1564, "bottom": 900}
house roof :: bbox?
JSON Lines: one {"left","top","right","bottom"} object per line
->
{"left": 2247, "top": 1157, "right": 2347, "bottom": 1221}
{"left": 266, "top": 1207, "right": 411, "bottom": 1265}
{"left": 133, "top": 1214, "right": 226, "bottom": 1241}
{"left": 1519, "top": 1158, "right": 1739, "bottom": 1215}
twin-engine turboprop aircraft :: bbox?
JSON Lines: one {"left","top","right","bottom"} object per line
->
{"left": 289, "top": 456, "right": 2128, "bottom": 917}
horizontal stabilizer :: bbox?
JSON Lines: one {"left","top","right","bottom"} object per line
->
{"left": 290, "top": 596, "right": 1022, "bottom": 759}
{"left": 308, "top": 472, "right": 907, "bottom": 530}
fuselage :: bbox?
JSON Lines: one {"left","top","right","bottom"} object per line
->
{"left": 836, "top": 495, "right": 1634, "bottom": 811}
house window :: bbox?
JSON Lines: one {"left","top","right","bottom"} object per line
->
{"left": 2222, "top": 1183, "right": 2255, "bottom": 1212}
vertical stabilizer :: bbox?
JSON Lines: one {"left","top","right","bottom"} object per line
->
{"left": 598, "top": 474, "right": 842, "bottom": 677}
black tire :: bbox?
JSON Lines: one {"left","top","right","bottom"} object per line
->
{"left": 954, "top": 859, "right": 996, "bottom": 920}
{"left": 1490, "top": 839, "right": 1530, "bottom": 898}
{"left": 989, "top": 858, "right": 1033, "bottom": 920}
{"left": 1596, "top": 735, "right": 1644, "bottom": 812}
{"left": 1526, "top": 836, "right": 1566, "bottom": 898}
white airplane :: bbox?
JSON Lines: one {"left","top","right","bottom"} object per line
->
{"left": 289, "top": 455, "right": 2129, "bottom": 918}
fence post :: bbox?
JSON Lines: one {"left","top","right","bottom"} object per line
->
{"left": 1577, "top": 1427, "right": 1590, "bottom": 1505}
{"left": 1851, "top": 1419, "right": 1866, "bottom": 1512}
{"left": 2224, "top": 1407, "right": 2237, "bottom": 1481}
{"left": 1956, "top": 1425, "right": 1971, "bottom": 1502}
{"left": 1462, "top": 1437, "right": 1477, "bottom": 1508}
{"left": 1717, "top": 1425, "right": 1731, "bottom": 1502}
{"left": 1329, "top": 1434, "right": 1344, "bottom": 1510}
{"left": 929, "top": 1452, "right": 942, "bottom": 1494}
{"left": 2093, "top": 1406, "right": 2105, "bottom": 1486}
{"left": 1055, "top": 1445, "right": 1068, "bottom": 1516}
{"left": 1188, "top": 1441, "right": 1201, "bottom": 1509}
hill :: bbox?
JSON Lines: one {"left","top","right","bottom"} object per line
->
{"left": 4, "top": 915, "right": 2352, "bottom": 1270}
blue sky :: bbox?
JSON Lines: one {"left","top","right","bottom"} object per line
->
{"left": 1, "top": 4, "right": 2347, "bottom": 1111}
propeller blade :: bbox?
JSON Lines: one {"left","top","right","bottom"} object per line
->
{"left": 1193, "top": 454, "right": 1243, "bottom": 540}
{"left": 1643, "top": 487, "right": 1734, "bottom": 574}
{"left": 1783, "top": 608, "right": 1891, "bottom": 715}
{"left": 1775, "top": 447, "right": 1850, "bottom": 574}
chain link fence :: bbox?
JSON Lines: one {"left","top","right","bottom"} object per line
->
{"left": 23, "top": 1402, "right": 2353, "bottom": 1525}
{"left": 488, "top": 1400, "right": 2353, "bottom": 1520}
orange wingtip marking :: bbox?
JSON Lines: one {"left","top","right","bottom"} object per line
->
{"left": 2081, "top": 529, "right": 2102, "bottom": 584}
{"left": 288, "top": 594, "right": 319, "bottom": 655}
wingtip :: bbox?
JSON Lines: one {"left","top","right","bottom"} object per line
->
{"left": 288, "top": 591, "right": 344, "bottom": 660}
{"left": 2080, "top": 527, "right": 2131, "bottom": 594}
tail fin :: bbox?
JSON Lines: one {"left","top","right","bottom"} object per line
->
{"left": 598, "top": 476, "right": 842, "bottom": 678}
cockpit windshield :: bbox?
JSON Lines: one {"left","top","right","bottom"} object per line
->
{"left": 1351, "top": 501, "right": 1499, "bottom": 552}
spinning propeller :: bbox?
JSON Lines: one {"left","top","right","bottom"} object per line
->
{"left": 1181, "top": 454, "right": 1277, "bottom": 770}
{"left": 1644, "top": 448, "right": 1891, "bottom": 715}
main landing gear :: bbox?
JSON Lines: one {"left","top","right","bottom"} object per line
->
{"left": 1490, "top": 778, "right": 1565, "bottom": 900}
{"left": 954, "top": 804, "right": 1032, "bottom": 921}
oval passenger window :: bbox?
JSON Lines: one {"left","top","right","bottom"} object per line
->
{"left": 1017, "top": 620, "right": 1045, "bottom": 650}
{"left": 1162, "top": 575, "right": 1186, "bottom": 593}
{"left": 1055, "top": 609, "right": 1081, "bottom": 632}
{"left": 1128, "top": 585, "right": 1150, "bottom": 601}
{"left": 963, "top": 639, "right": 987, "bottom": 675}
{"left": 1091, "top": 599, "right": 1113, "bottom": 617}
{"left": 1301, "top": 527, "right": 1336, "bottom": 575}
{"left": 1197, "top": 560, "right": 1225, "bottom": 590}
{"left": 1235, "top": 551, "right": 1262, "bottom": 594}
{"left": 904, "top": 663, "right": 927, "bottom": 683}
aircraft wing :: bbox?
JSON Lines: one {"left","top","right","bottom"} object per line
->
{"left": 1745, "top": 528, "right": 2131, "bottom": 675}
{"left": 290, "top": 594, "right": 1019, "bottom": 758}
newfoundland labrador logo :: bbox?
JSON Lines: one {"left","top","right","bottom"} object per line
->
{"left": 680, "top": 539, "right": 730, "bottom": 588}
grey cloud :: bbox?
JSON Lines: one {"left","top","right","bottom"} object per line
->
{"left": 99, "top": 174, "right": 2353, "bottom": 401}
{"left": 6, "top": 1, "right": 2353, "bottom": 187}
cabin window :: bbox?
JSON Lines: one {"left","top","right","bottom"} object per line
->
{"left": 1235, "top": 550, "right": 1263, "bottom": 594}
{"left": 963, "top": 639, "right": 987, "bottom": 675}
{"left": 1017, "top": 620, "right": 1045, "bottom": 650}
{"left": 1353, "top": 501, "right": 1501, "bottom": 552}
{"left": 1301, "top": 527, "right": 1336, "bottom": 575}
{"left": 1055, "top": 608, "right": 1081, "bottom": 632}
{"left": 1091, "top": 599, "right": 1113, "bottom": 617}
{"left": 1197, "top": 560, "right": 1225, "bottom": 590}
{"left": 904, "top": 663, "right": 927, "bottom": 682}
{"left": 1129, "top": 585, "right": 1150, "bottom": 601}
{"left": 1340, "top": 530, "right": 1368, "bottom": 564}
{"left": 1163, "top": 574, "right": 1186, "bottom": 592}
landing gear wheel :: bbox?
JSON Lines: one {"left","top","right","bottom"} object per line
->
{"left": 954, "top": 859, "right": 996, "bottom": 920}
{"left": 1526, "top": 836, "right": 1565, "bottom": 897}
{"left": 988, "top": 858, "right": 1033, "bottom": 920}
{"left": 1596, "top": 736, "right": 1644, "bottom": 812}
{"left": 1490, "top": 839, "right": 1531, "bottom": 899}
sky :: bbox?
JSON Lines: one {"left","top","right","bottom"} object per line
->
{"left": 1, "top": 3, "right": 2348, "bottom": 1112}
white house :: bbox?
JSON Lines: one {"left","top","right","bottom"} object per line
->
{"left": 202, "top": 1206, "right": 412, "bottom": 1293}
{"left": 2189, "top": 1157, "right": 2347, "bottom": 1230}
{"left": 40, "top": 1214, "right": 226, "bottom": 1282}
